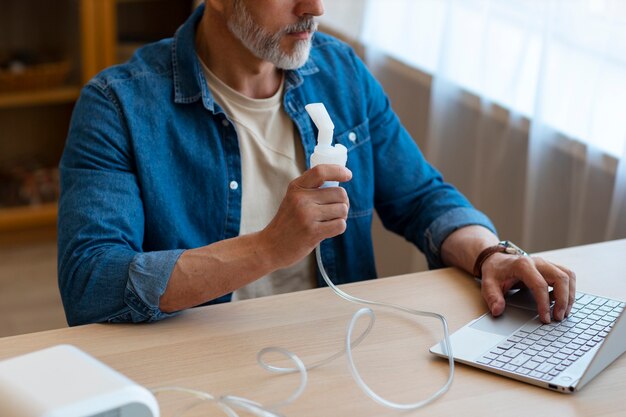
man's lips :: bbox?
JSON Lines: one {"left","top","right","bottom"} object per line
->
{"left": 287, "top": 31, "right": 312, "bottom": 40}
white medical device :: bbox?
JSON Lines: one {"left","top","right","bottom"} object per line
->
{"left": 305, "top": 102, "right": 348, "bottom": 187}
{"left": 0, "top": 344, "right": 159, "bottom": 417}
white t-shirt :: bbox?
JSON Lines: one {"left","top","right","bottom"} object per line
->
{"left": 199, "top": 60, "right": 317, "bottom": 300}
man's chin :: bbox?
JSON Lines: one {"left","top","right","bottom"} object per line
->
{"left": 274, "top": 42, "right": 311, "bottom": 69}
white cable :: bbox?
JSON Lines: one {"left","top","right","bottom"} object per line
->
{"left": 152, "top": 244, "right": 455, "bottom": 415}
{"left": 314, "top": 246, "right": 455, "bottom": 410}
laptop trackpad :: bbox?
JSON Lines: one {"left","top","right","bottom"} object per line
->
{"left": 470, "top": 306, "right": 538, "bottom": 337}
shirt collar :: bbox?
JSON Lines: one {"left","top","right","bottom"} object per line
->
{"left": 171, "top": 4, "right": 319, "bottom": 110}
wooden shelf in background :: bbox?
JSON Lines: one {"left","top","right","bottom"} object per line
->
{"left": 0, "top": 86, "right": 81, "bottom": 109}
{"left": 0, "top": 203, "right": 57, "bottom": 233}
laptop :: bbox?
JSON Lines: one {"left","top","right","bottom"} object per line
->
{"left": 430, "top": 289, "right": 625, "bottom": 393}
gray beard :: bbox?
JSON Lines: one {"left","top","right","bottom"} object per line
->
{"left": 227, "top": 0, "right": 317, "bottom": 70}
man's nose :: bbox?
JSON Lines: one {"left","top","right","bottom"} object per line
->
{"left": 295, "top": 0, "right": 324, "bottom": 18}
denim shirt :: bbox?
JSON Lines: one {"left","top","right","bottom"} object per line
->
{"left": 58, "top": 5, "right": 495, "bottom": 326}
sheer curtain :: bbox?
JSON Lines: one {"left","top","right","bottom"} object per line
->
{"left": 338, "top": 0, "right": 626, "bottom": 255}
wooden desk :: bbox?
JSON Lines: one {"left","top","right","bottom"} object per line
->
{"left": 0, "top": 240, "right": 624, "bottom": 417}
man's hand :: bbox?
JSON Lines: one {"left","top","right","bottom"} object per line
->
{"left": 160, "top": 164, "right": 351, "bottom": 313}
{"left": 441, "top": 226, "right": 577, "bottom": 324}
{"left": 481, "top": 254, "right": 576, "bottom": 323}
{"left": 260, "top": 164, "right": 352, "bottom": 269}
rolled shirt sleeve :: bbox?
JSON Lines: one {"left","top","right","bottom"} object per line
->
{"left": 423, "top": 207, "right": 496, "bottom": 268}
{"left": 125, "top": 250, "right": 185, "bottom": 321}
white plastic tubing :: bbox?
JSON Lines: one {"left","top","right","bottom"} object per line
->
{"left": 152, "top": 247, "right": 454, "bottom": 416}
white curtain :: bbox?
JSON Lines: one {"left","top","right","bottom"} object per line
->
{"left": 335, "top": 0, "right": 626, "bottom": 255}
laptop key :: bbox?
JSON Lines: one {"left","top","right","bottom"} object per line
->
{"left": 523, "top": 360, "right": 541, "bottom": 370}
{"left": 567, "top": 327, "right": 584, "bottom": 335}
{"left": 537, "top": 350, "right": 552, "bottom": 359}
{"left": 517, "top": 367, "right": 531, "bottom": 375}
{"left": 536, "top": 362, "right": 554, "bottom": 373}
{"left": 510, "top": 354, "right": 532, "bottom": 367}
{"left": 492, "top": 360, "right": 506, "bottom": 368}
{"left": 503, "top": 348, "right": 523, "bottom": 358}
{"left": 498, "top": 341, "right": 515, "bottom": 350}
{"left": 504, "top": 364, "right": 518, "bottom": 372}
{"left": 478, "top": 357, "right": 492, "bottom": 365}
{"left": 525, "top": 348, "right": 540, "bottom": 356}
{"left": 490, "top": 347, "right": 506, "bottom": 355}
{"left": 545, "top": 346, "right": 559, "bottom": 354}
{"left": 590, "top": 298, "right": 606, "bottom": 307}
{"left": 529, "top": 370, "right": 545, "bottom": 379}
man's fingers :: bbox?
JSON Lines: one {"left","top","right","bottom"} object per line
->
{"left": 537, "top": 261, "right": 569, "bottom": 321}
{"left": 316, "top": 218, "right": 347, "bottom": 239}
{"left": 535, "top": 259, "right": 576, "bottom": 319}
{"left": 556, "top": 263, "right": 576, "bottom": 316}
{"left": 481, "top": 277, "right": 506, "bottom": 317}
{"left": 317, "top": 203, "right": 349, "bottom": 221}
{"left": 313, "top": 186, "right": 350, "bottom": 206}
{"left": 295, "top": 165, "right": 352, "bottom": 189}
{"left": 513, "top": 257, "right": 552, "bottom": 323}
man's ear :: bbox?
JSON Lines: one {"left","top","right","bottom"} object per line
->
{"left": 206, "top": 0, "right": 228, "bottom": 13}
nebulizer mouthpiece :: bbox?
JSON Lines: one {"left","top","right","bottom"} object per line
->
{"left": 305, "top": 103, "right": 347, "bottom": 188}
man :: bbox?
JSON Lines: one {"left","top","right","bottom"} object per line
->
{"left": 58, "top": 0, "right": 575, "bottom": 326}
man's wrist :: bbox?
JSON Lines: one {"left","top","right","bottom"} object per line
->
{"left": 473, "top": 240, "right": 529, "bottom": 278}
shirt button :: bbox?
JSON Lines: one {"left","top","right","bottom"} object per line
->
{"left": 348, "top": 132, "right": 357, "bottom": 142}
{"left": 229, "top": 181, "right": 239, "bottom": 190}
{"left": 222, "top": 119, "right": 230, "bottom": 127}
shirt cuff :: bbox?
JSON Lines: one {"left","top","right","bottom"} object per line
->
{"left": 125, "top": 249, "right": 186, "bottom": 322}
{"left": 424, "top": 207, "right": 497, "bottom": 269}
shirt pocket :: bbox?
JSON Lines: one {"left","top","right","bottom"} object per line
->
{"left": 333, "top": 119, "right": 371, "bottom": 152}
{"left": 333, "top": 119, "right": 374, "bottom": 219}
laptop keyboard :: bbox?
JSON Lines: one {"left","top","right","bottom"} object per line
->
{"left": 476, "top": 293, "right": 625, "bottom": 382}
